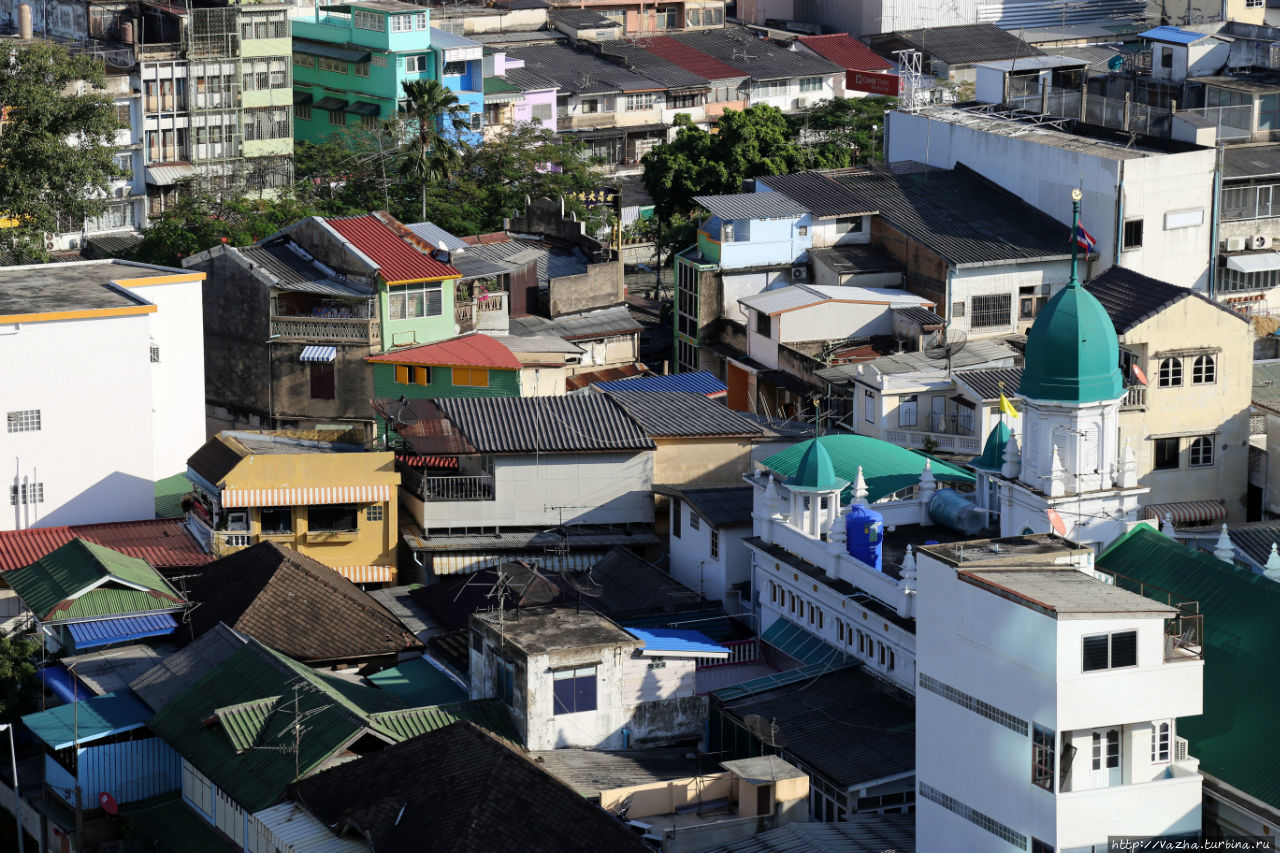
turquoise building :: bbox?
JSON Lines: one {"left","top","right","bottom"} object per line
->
{"left": 292, "top": 1, "right": 484, "bottom": 146}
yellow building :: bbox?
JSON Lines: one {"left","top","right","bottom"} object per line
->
{"left": 186, "top": 429, "right": 399, "bottom": 584}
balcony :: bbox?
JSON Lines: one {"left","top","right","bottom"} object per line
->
{"left": 1121, "top": 386, "right": 1146, "bottom": 409}
{"left": 270, "top": 314, "right": 380, "bottom": 343}
{"left": 557, "top": 113, "right": 617, "bottom": 131}
{"left": 455, "top": 291, "right": 508, "bottom": 333}
{"left": 1056, "top": 762, "right": 1201, "bottom": 850}
{"left": 212, "top": 530, "right": 253, "bottom": 556}
{"left": 884, "top": 428, "right": 980, "bottom": 454}
{"left": 421, "top": 474, "right": 495, "bottom": 502}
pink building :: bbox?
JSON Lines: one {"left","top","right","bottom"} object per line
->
{"left": 484, "top": 51, "right": 558, "bottom": 139}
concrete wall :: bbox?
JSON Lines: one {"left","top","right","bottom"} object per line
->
{"left": 547, "top": 264, "right": 623, "bottom": 317}
{"left": 669, "top": 499, "right": 751, "bottom": 605}
{"left": 717, "top": 215, "right": 810, "bottom": 270}
{"left": 653, "top": 436, "right": 755, "bottom": 488}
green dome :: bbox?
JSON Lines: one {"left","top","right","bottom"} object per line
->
{"left": 785, "top": 438, "right": 847, "bottom": 492}
{"left": 1019, "top": 281, "right": 1123, "bottom": 404}
{"left": 971, "top": 420, "right": 1010, "bottom": 471}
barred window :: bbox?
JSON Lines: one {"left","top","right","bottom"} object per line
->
{"left": 9, "top": 483, "right": 44, "bottom": 505}
{"left": 244, "top": 107, "right": 290, "bottom": 141}
{"left": 970, "top": 293, "right": 1012, "bottom": 329}
{"left": 6, "top": 410, "right": 40, "bottom": 433}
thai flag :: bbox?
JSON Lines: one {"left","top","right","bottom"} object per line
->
{"left": 1075, "top": 224, "right": 1097, "bottom": 254}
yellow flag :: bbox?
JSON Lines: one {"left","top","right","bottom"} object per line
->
{"left": 999, "top": 392, "right": 1019, "bottom": 419}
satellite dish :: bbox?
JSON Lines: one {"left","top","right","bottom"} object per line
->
{"left": 1107, "top": 54, "right": 1125, "bottom": 72}
{"left": 923, "top": 324, "right": 968, "bottom": 373}
{"left": 559, "top": 566, "right": 605, "bottom": 598}
{"left": 99, "top": 792, "right": 119, "bottom": 815}
{"left": 391, "top": 395, "right": 419, "bottom": 426}
{"left": 742, "top": 714, "right": 789, "bottom": 749}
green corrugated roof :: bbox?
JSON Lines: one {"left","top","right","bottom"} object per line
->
{"left": 785, "top": 439, "right": 846, "bottom": 492}
{"left": 147, "top": 639, "right": 515, "bottom": 813}
{"left": 22, "top": 691, "right": 153, "bottom": 749}
{"left": 483, "top": 75, "right": 520, "bottom": 94}
{"left": 154, "top": 473, "right": 193, "bottom": 519}
{"left": 5, "top": 539, "right": 184, "bottom": 621}
{"left": 367, "top": 657, "right": 467, "bottom": 707}
{"left": 369, "top": 698, "right": 519, "bottom": 743}
{"left": 1098, "top": 524, "right": 1280, "bottom": 806}
{"left": 762, "top": 434, "right": 974, "bottom": 504}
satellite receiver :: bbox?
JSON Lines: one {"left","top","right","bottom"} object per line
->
{"left": 742, "top": 714, "right": 789, "bottom": 749}
{"left": 391, "top": 395, "right": 419, "bottom": 426}
{"left": 922, "top": 322, "right": 968, "bottom": 376}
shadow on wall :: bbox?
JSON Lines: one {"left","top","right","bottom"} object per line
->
{"left": 21, "top": 470, "right": 157, "bottom": 529}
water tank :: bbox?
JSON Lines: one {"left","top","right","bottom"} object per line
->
{"left": 120, "top": 18, "right": 134, "bottom": 44}
{"left": 929, "top": 489, "right": 985, "bottom": 537}
{"left": 18, "top": 4, "right": 32, "bottom": 40}
{"left": 845, "top": 503, "right": 884, "bottom": 573}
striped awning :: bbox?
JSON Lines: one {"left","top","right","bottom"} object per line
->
{"left": 394, "top": 452, "right": 459, "bottom": 469}
{"left": 1142, "top": 500, "right": 1228, "bottom": 525}
{"left": 300, "top": 345, "right": 337, "bottom": 363}
{"left": 221, "top": 484, "right": 393, "bottom": 508}
{"left": 431, "top": 548, "right": 607, "bottom": 577}
{"left": 331, "top": 565, "right": 395, "bottom": 584}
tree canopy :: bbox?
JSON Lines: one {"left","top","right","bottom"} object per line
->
{"left": 0, "top": 42, "right": 122, "bottom": 262}
{"left": 0, "top": 634, "right": 40, "bottom": 723}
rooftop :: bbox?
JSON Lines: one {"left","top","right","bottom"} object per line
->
{"left": 1140, "top": 25, "right": 1218, "bottom": 45}
{"left": 816, "top": 338, "right": 1019, "bottom": 384}
{"left": 796, "top": 33, "right": 894, "bottom": 71}
{"left": 434, "top": 395, "right": 656, "bottom": 454}
{"left": 739, "top": 284, "right": 932, "bottom": 316}
{"left": 366, "top": 333, "right": 522, "bottom": 370}
{"left": 22, "top": 691, "right": 153, "bottom": 749}
{"left": 506, "top": 43, "right": 664, "bottom": 94}
{"left": 704, "top": 816, "right": 916, "bottom": 853}
{"left": 962, "top": 567, "right": 1177, "bottom": 617}
{"left": 760, "top": 434, "right": 973, "bottom": 503}
{"left": 62, "top": 644, "right": 164, "bottom": 696}
{"left": 670, "top": 27, "right": 843, "bottom": 81}
{"left": 0, "top": 518, "right": 211, "bottom": 573}
{"left": 1222, "top": 144, "right": 1280, "bottom": 180}
{"left": 550, "top": 7, "right": 622, "bottom": 29}
{"left": 630, "top": 34, "right": 747, "bottom": 81}
{"left": 595, "top": 370, "right": 726, "bottom": 397}
{"left": 694, "top": 192, "right": 810, "bottom": 221}
{"left": 323, "top": 214, "right": 460, "bottom": 283}
{"left": 919, "top": 533, "right": 1088, "bottom": 567}
{"left": 474, "top": 605, "right": 637, "bottom": 654}
{"left": 128, "top": 623, "right": 247, "bottom": 712}
{"left": 808, "top": 244, "right": 902, "bottom": 276}
{"left": 977, "top": 54, "right": 1091, "bottom": 72}
{"left": 605, "top": 390, "right": 763, "bottom": 438}
{"left": 875, "top": 23, "right": 1042, "bottom": 66}
{"left": 529, "top": 747, "right": 705, "bottom": 797}
{"left": 953, "top": 366, "right": 1026, "bottom": 402}
{"left": 237, "top": 240, "right": 370, "bottom": 297}
{"left": 672, "top": 486, "right": 755, "bottom": 527}
{"left": 721, "top": 755, "right": 808, "bottom": 784}
{"left": 757, "top": 172, "right": 878, "bottom": 219}
{"left": 598, "top": 41, "right": 715, "bottom": 90}
{"left": 1084, "top": 266, "right": 1242, "bottom": 334}
{"left": 187, "top": 429, "right": 365, "bottom": 486}
{"left": 0, "top": 259, "right": 194, "bottom": 321}
{"left": 508, "top": 306, "right": 642, "bottom": 341}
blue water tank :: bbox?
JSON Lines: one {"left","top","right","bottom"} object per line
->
{"left": 846, "top": 503, "right": 884, "bottom": 572}
{"left": 928, "top": 489, "right": 986, "bottom": 536}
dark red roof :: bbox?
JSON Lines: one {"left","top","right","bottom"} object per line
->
{"left": 797, "top": 34, "right": 894, "bottom": 71}
{"left": 325, "top": 214, "right": 461, "bottom": 284}
{"left": 565, "top": 363, "right": 647, "bottom": 392}
{"left": 634, "top": 36, "right": 746, "bottom": 81}
{"left": 367, "top": 334, "right": 522, "bottom": 370}
{"left": 0, "top": 519, "right": 212, "bottom": 572}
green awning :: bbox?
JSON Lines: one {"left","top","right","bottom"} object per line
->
{"left": 314, "top": 96, "right": 349, "bottom": 112}
{"left": 344, "top": 101, "right": 382, "bottom": 116}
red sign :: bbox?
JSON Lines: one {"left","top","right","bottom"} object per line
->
{"left": 99, "top": 792, "right": 118, "bottom": 815}
{"left": 847, "top": 71, "right": 899, "bottom": 97}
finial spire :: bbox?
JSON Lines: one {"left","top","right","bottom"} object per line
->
{"left": 1069, "top": 187, "right": 1083, "bottom": 289}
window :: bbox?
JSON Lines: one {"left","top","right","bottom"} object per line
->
{"left": 952, "top": 300, "right": 965, "bottom": 318}
{"left": 496, "top": 658, "right": 515, "bottom": 706}
{"left": 531, "top": 103, "right": 553, "bottom": 122}
{"left": 405, "top": 54, "right": 431, "bottom": 73}
{"left": 689, "top": 511, "right": 701, "bottom": 531}
{"left": 244, "top": 107, "right": 289, "bottom": 142}
{"left": 1082, "top": 630, "right": 1137, "bottom": 672}
{"left": 1123, "top": 219, "right": 1144, "bottom": 250}
{"left": 625, "top": 92, "right": 656, "bottom": 111}
{"left": 6, "top": 410, "right": 40, "bottom": 433}
{"left": 864, "top": 389, "right": 875, "bottom": 424}
{"left": 670, "top": 93, "right": 700, "bottom": 109}
{"left": 387, "top": 282, "right": 443, "bottom": 319}
{"left": 453, "top": 367, "right": 489, "bottom": 387}
{"left": 672, "top": 498, "right": 682, "bottom": 537}
{"left": 355, "top": 62, "right": 370, "bottom": 78}
{"left": 1092, "top": 729, "right": 1120, "bottom": 770}
{"left": 710, "top": 529, "right": 719, "bottom": 559}
{"left": 799, "top": 76, "right": 823, "bottom": 92}
{"left": 295, "top": 103, "right": 311, "bottom": 121}
{"left": 328, "top": 110, "right": 346, "bottom": 127}
{"left": 857, "top": 630, "right": 865, "bottom": 654}
{"left": 898, "top": 395, "right": 918, "bottom": 428}
{"left": 970, "top": 293, "right": 1012, "bottom": 329}
{"left": 1158, "top": 357, "right": 1182, "bottom": 387}
{"left": 1160, "top": 47, "right": 1173, "bottom": 69}
{"left": 553, "top": 665, "right": 597, "bottom": 714}
{"left": 1154, "top": 437, "right": 1180, "bottom": 470}
{"left": 293, "top": 52, "right": 316, "bottom": 69}
{"left": 753, "top": 79, "right": 788, "bottom": 97}
{"left": 150, "top": 344, "right": 161, "bottom": 363}
{"left": 834, "top": 216, "right": 863, "bottom": 234}
{"left": 113, "top": 152, "right": 133, "bottom": 183}
{"left": 755, "top": 311, "right": 771, "bottom": 336}
{"left": 1262, "top": 93, "right": 1280, "bottom": 132}
{"left": 362, "top": 114, "right": 378, "bottom": 130}
{"left": 580, "top": 98, "right": 600, "bottom": 114}
{"left": 1032, "top": 840, "right": 1055, "bottom": 853}
{"left": 1020, "top": 296, "right": 1036, "bottom": 320}
{"left": 318, "top": 56, "right": 347, "bottom": 74}
{"left": 1152, "top": 721, "right": 1171, "bottom": 763}
{"left": 307, "top": 504, "right": 358, "bottom": 532}
{"left": 366, "top": 505, "right": 384, "bottom": 523}
{"left": 354, "top": 10, "right": 385, "bottom": 30}
{"left": 1189, "top": 434, "right": 1215, "bottom": 467}
{"left": 259, "top": 507, "right": 292, "bottom": 535}
{"left": 443, "top": 60, "right": 467, "bottom": 76}
{"left": 1032, "top": 725, "right": 1055, "bottom": 791}
{"left": 1192, "top": 354, "right": 1216, "bottom": 384}
{"left": 394, "top": 365, "right": 430, "bottom": 386}
{"left": 470, "top": 111, "right": 482, "bottom": 131}
{"left": 9, "top": 483, "right": 44, "bottom": 506}
{"left": 310, "top": 362, "right": 335, "bottom": 400}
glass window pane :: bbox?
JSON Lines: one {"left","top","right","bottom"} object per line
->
{"left": 1110, "top": 631, "right": 1137, "bottom": 668}
{"left": 1082, "top": 635, "right": 1109, "bottom": 671}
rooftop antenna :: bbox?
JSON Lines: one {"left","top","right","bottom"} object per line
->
{"left": 922, "top": 322, "right": 968, "bottom": 377}
{"left": 894, "top": 49, "right": 925, "bottom": 113}
{"left": 245, "top": 680, "right": 333, "bottom": 782}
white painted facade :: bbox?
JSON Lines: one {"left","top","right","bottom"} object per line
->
{"left": 887, "top": 108, "right": 1216, "bottom": 291}
{"left": 667, "top": 497, "right": 752, "bottom": 609}
{"left": 914, "top": 544, "right": 1204, "bottom": 852}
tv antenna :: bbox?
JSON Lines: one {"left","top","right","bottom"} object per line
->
{"left": 922, "top": 322, "right": 968, "bottom": 375}
{"left": 742, "top": 714, "right": 789, "bottom": 749}
{"left": 246, "top": 679, "right": 333, "bottom": 781}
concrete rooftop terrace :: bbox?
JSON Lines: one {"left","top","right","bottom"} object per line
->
{"left": 475, "top": 605, "right": 637, "bottom": 654}
{"left": 0, "top": 260, "right": 197, "bottom": 322}
{"left": 963, "top": 568, "right": 1177, "bottom": 617}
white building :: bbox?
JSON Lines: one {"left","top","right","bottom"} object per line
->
{"left": 887, "top": 106, "right": 1216, "bottom": 291}
{"left": 666, "top": 485, "right": 754, "bottom": 612}
{"left": 915, "top": 538, "right": 1204, "bottom": 852}
{"left": 0, "top": 260, "right": 206, "bottom": 531}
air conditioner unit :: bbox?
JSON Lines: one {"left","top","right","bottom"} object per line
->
{"left": 792, "top": 265, "right": 809, "bottom": 281}
{"left": 1226, "top": 236, "right": 1248, "bottom": 252}
{"left": 794, "top": 97, "right": 809, "bottom": 110}
{"left": 1254, "top": 234, "right": 1271, "bottom": 249}
{"left": 1174, "top": 736, "right": 1189, "bottom": 761}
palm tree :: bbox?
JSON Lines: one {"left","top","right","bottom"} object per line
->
{"left": 398, "top": 79, "right": 470, "bottom": 221}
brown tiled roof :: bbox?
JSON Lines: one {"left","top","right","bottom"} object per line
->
{"left": 289, "top": 721, "right": 652, "bottom": 853}
{"left": 0, "top": 518, "right": 211, "bottom": 572}
{"left": 186, "top": 435, "right": 246, "bottom": 486}
{"left": 184, "top": 543, "right": 422, "bottom": 665}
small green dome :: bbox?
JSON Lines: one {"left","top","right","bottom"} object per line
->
{"left": 972, "top": 420, "right": 1010, "bottom": 471}
{"left": 785, "top": 438, "right": 847, "bottom": 492}
{"left": 1019, "top": 282, "right": 1122, "bottom": 404}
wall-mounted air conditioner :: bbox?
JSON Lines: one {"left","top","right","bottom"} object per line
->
{"left": 792, "top": 265, "right": 808, "bottom": 281}
{"left": 1226, "top": 236, "right": 1247, "bottom": 252}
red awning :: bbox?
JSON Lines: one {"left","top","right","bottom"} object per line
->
{"left": 395, "top": 452, "right": 459, "bottom": 470}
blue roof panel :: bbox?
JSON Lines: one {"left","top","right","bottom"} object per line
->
{"left": 597, "top": 371, "right": 728, "bottom": 397}
{"left": 67, "top": 613, "right": 179, "bottom": 649}
{"left": 38, "top": 666, "right": 92, "bottom": 703}
{"left": 22, "top": 691, "right": 152, "bottom": 749}
{"left": 627, "top": 627, "right": 728, "bottom": 657}
{"left": 1139, "top": 26, "right": 1208, "bottom": 44}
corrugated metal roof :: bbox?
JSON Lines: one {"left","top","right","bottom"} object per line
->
{"left": 1222, "top": 520, "right": 1280, "bottom": 566}
{"left": 633, "top": 35, "right": 747, "bottom": 81}
{"left": 324, "top": 214, "right": 460, "bottom": 283}
{"left": 953, "top": 367, "right": 1025, "bottom": 401}
{"left": 1140, "top": 25, "right": 1213, "bottom": 45}
{"left": 145, "top": 164, "right": 199, "bottom": 185}
{"left": 627, "top": 627, "right": 727, "bottom": 657}
{"left": 506, "top": 43, "right": 666, "bottom": 94}
{"left": 5, "top": 538, "right": 185, "bottom": 621}
{"left": 759, "top": 172, "right": 880, "bottom": 219}
{"left": 292, "top": 39, "right": 371, "bottom": 62}
{"left": 738, "top": 286, "right": 825, "bottom": 314}
{"left": 507, "top": 305, "right": 642, "bottom": 341}
{"left": 22, "top": 691, "right": 152, "bottom": 749}
{"left": 1085, "top": 266, "right": 1242, "bottom": 334}
{"left": 67, "top": 613, "right": 179, "bottom": 648}
{"left": 884, "top": 23, "right": 1042, "bottom": 66}
{"left": 251, "top": 803, "right": 367, "bottom": 853}
{"left": 762, "top": 435, "right": 972, "bottom": 503}
{"left": 596, "top": 370, "right": 727, "bottom": 397}
{"left": 705, "top": 815, "right": 916, "bottom": 853}
{"left": 435, "top": 395, "right": 656, "bottom": 453}
{"left": 1223, "top": 143, "right": 1280, "bottom": 180}
{"left": 405, "top": 221, "right": 468, "bottom": 252}
{"left": 367, "top": 333, "right": 522, "bottom": 369}
{"left": 978, "top": 54, "right": 1091, "bottom": 72}
{"left": 606, "top": 390, "right": 763, "bottom": 438}
{"left": 739, "top": 284, "right": 931, "bottom": 315}
{"left": 891, "top": 305, "right": 945, "bottom": 326}
{"left": 597, "top": 41, "right": 713, "bottom": 90}
{"left": 129, "top": 624, "right": 247, "bottom": 712}
{"left": 0, "top": 518, "right": 211, "bottom": 572}
{"left": 695, "top": 192, "right": 810, "bottom": 221}
{"left": 671, "top": 27, "right": 843, "bottom": 80}
{"left": 796, "top": 33, "right": 894, "bottom": 71}
{"left": 676, "top": 486, "right": 754, "bottom": 527}
{"left": 550, "top": 7, "right": 620, "bottom": 28}
{"left": 401, "top": 525, "right": 657, "bottom": 552}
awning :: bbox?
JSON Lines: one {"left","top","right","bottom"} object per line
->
{"left": 67, "top": 613, "right": 179, "bottom": 649}
{"left": 300, "top": 345, "right": 337, "bottom": 363}
{"left": 145, "top": 163, "right": 199, "bottom": 185}
{"left": 431, "top": 548, "right": 608, "bottom": 576}
{"left": 292, "top": 39, "right": 371, "bottom": 63}
{"left": 221, "top": 484, "right": 393, "bottom": 507}
{"left": 1227, "top": 252, "right": 1280, "bottom": 273}
{"left": 345, "top": 101, "right": 381, "bottom": 117}
{"left": 761, "top": 617, "right": 849, "bottom": 666}
{"left": 314, "top": 96, "right": 349, "bottom": 112}
{"left": 1142, "top": 500, "right": 1228, "bottom": 525}
{"left": 332, "top": 565, "right": 395, "bottom": 584}
{"left": 293, "top": 90, "right": 313, "bottom": 106}
{"left": 394, "top": 452, "right": 459, "bottom": 469}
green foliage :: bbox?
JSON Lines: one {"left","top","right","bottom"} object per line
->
{"left": 0, "top": 42, "right": 121, "bottom": 263}
{"left": 132, "top": 190, "right": 324, "bottom": 268}
{"left": 789, "top": 96, "right": 895, "bottom": 169}
{"left": 399, "top": 79, "right": 468, "bottom": 222}
{"left": 0, "top": 634, "right": 40, "bottom": 723}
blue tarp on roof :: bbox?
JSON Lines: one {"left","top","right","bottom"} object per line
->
{"left": 627, "top": 627, "right": 728, "bottom": 658}
{"left": 67, "top": 613, "right": 178, "bottom": 649}
{"left": 22, "top": 691, "right": 152, "bottom": 749}
{"left": 38, "top": 666, "right": 92, "bottom": 703}
{"left": 1139, "top": 26, "right": 1209, "bottom": 44}
{"left": 597, "top": 371, "right": 728, "bottom": 397}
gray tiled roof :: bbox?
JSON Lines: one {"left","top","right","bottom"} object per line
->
{"left": 508, "top": 305, "right": 642, "bottom": 341}
{"left": 758, "top": 172, "right": 877, "bottom": 219}
{"left": 240, "top": 241, "right": 371, "bottom": 297}
{"left": 470, "top": 30, "right": 565, "bottom": 46}
{"left": 879, "top": 23, "right": 1042, "bottom": 66}
{"left": 434, "top": 395, "right": 656, "bottom": 453}
{"left": 549, "top": 7, "right": 621, "bottom": 29}
{"left": 530, "top": 746, "right": 705, "bottom": 797}
{"left": 1084, "top": 266, "right": 1242, "bottom": 334}
{"left": 694, "top": 192, "right": 810, "bottom": 221}
{"left": 606, "top": 390, "right": 763, "bottom": 438}
{"left": 816, "top": 337, "right": 1020, "bottom": 383}
{"left": 1223, "top": 143, "right": 1280, "bottom": 180}
{"left": 502, "top": 66, "right": 556, "bottom": 92}
{"left": 670, "top": 27, "right": 843, "bottom": 81}
{"left": 677, "top": 486, "right": 755, "bottom": 527}
{"left": 953, "top": 366, "right": 1025, "bottom": 402}
{"left": 507, "top": 43, "right": 665, "bottom": 94}
{"left": 598, "top": 42, "right": 712, "bottom": 90}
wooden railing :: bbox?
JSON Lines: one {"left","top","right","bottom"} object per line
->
{"left": 270, "top": 315, "right": 379, "bottom": 343}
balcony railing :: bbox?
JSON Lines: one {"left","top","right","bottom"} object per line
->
{"left": 557, "top": 113, "right": 617, "bottom": 131}
{"left": 422, "top": 474, "right": 495, "bottom": 502}
{"left": 884, "top": 428, "right": 981, "bottom": 454}
{"left": 1094, "top": 566, "right": 1204, "bottom": 661}
{"left": 212, "top": 530, "right": 252, "bottom": 556}
{"left": 270, "top": 315, "right": 379, "bottom": 343}
{"left": 696, "top": 637, "right": 760, "bottom": 670}
{"left": 1122, "top": 386, "right": 1146, "bottom": 409}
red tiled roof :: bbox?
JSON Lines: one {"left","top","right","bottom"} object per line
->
{"left": 325, "top": 214, "right": 461, "bottom": 284}
{"left": 796, "top": 34, "right": 894, "bottom": 71}
{"left": 0, "top": 518, "right": 212, "bottom": 573}
{"left": 634, "top": 36, "right": 746, "bottom": 81}
{"left": 565, "top": 362, "right": 648, "bottom": 391}
{"left": 367, "top": 334, "right": 522, "bottom": 370}
{"left": 394, "top": 453, "right": 460, "bottom": 469}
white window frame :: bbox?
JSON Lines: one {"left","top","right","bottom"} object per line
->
{"left": 1151, "top": 721, "right": 1171, "bottom": 763}
{"left": 1192, "top": 354, "right": 1216, "bottom": 385}
{"left": 1188, "top": 434, "right": 1215, "bottom": 467}
{"left": 863, "top": 388, "right": 875, "bottom": 424}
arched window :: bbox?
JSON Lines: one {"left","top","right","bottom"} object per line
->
{"left": 1189, "top": 435, "right": 1215, "bottom": 467}
{"left": 1159, "top": 358, "right": 1183, "bottom": 387}
{"left": 1152, "top": 721, "right": 1171, "bottom": 763}
{"left": 1192, "top": 355, "right": 1216, "bottom": 385}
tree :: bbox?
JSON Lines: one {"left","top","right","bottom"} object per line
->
{"left": 398, "top": 79, "right": 469, "bottom": 221}
{"left": 0, "top": 635, "right": 40, "bottom": 723}
{"left": 0, "top": 42, "right": 122, "bottom": 262}
{"left": 789, "top": 96, "right": 895, "bottom": 169}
